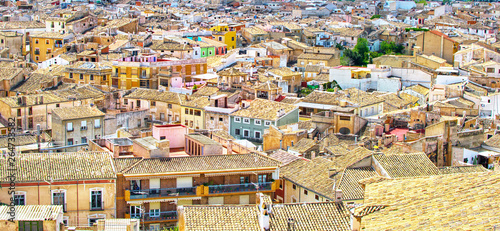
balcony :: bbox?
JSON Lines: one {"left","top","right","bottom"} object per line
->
{"left": 128, "top": 187, "right": 197, "bottom": 200}
{"left": 208, "top": 182, "right": 273, "bottom": 195}
{"left": 90, "top": 201, "right": 104, "bottom": 211}
{"left": 130, "top": 211, "right": 177, "bottom": 222}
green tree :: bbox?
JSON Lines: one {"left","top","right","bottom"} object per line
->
{"left": 335, "top": 43, "right": 345, "bottom": 50}
{"left": 354, "top": 38, "right": 370, "bottom": 59}
{"left": 370, "top": 14, "right": 381, "bottom": 19}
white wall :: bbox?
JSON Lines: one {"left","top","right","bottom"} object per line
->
{"left": 377, "top": 78, "right": 401, "bottom": 92}
{"left": 391, "top": 68, "right": 432, "bottom": 88}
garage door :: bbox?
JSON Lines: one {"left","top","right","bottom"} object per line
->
{"left": 176, "top": 177, "right": 193, "bottom": 188}
{"left": 208, "top": 196, "right": 224, "bottom": 205}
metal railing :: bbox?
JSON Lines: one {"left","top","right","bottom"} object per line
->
{"left": 130, "top": 211, "right": 178, "bottom": 222}
{"left": 130, "top": 187, "right": 197, "bottom": 199}
{"left": 208, "top": 182, "right": 272, "bottom": 194}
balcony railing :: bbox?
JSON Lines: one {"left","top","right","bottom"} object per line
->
{"left": 129, "top": 187, "right": 197, "bottom": 199}
{"left": 130, "top": 211, "right": 178, "bottom": 222}
{"left": 52, "top": 202, "right": 67, "bottom": 212}
{"left": 90, "top": 201, "right": 104, "bottom": 211}
{"left": 208, "top": 182, "right": 272, "bottom": 194}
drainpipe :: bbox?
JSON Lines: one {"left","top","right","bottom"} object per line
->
{"left": 440, "top": 35, "right": 444, "bottom": 59}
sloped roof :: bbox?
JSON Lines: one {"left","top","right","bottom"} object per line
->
{"left": 360, "top": 171, "right": 500, "bottom": 230}
{"left": 123, "top": 153, "right": 279, "bottom": 175}
{"left": 0, "top": 152, "right": 116, "bottom": 183}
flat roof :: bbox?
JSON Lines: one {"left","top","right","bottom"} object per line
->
{"left": 186, "top": 134, "right": 221, "bottom": 146}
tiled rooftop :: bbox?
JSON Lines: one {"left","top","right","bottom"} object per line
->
{"left": 52, "top": 105, "right": 105, "bottom": 120}
{"left": 231, "top": 99, "right": 298, "bottom": 121}
{"left": 0, "top": 152, "right": 116, "bottom": 183}
{"left": 124, "top": 88, "right": 186, "bottom": 104}
{"left": 360, "top": 171, "right": 500, "bottom": 230}
{"left": 0, "top": 205, "right": 63, "bottom": 221}
{"left": 123, "top": 153, "right": 279, "bottom": 175}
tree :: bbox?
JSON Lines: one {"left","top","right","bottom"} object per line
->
{"left": 354, "top": 38, "right": 370, "bottom": 59}
{"left": 335, "top": 43, "right": 345, "bottom": 50}
{"left": 370, "top": 14, "right": 381, "bottom": 19}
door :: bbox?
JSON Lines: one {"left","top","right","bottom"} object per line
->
{"left": 150, "top": 178, "right": 160, "bottom": 194}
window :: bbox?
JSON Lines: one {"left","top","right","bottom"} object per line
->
{"left": 304, "top": 189, "right": 308, "bottom": 195}
{"left": 69, "top": 73, "right": 73, "bottom": 78}
{"left": 160, "top": 136, "right": 166, "bottom": 140}
{"left": 258, "top": 174, "right": 267, "bottom": 183}
{"left": 81, "top": 137, "right": 87, "bottom": 144}
{"left": 90, "top": 75, "right": 94, "bottom": 81}
{"left": 35, "top": 39, "right": 38, "bottom": 44}
{"left": 234, "top": 117, "right": 241, "bottom": 123}
{"left": 315, "top": 194, "right": 320, "bottom": 200}
{"left": 265, "top": 121, "right": 272, "bottom": 126}
{"left": 292, "top": 184, "right": 297, "bottom": 190}
{"left": 209, "top": 51, "right": 212, "bottom": 55}
{"left": 17, "top": 108, "right": 21, "bottom": 116}
{"left": 151, "top": 101, "right": 156, "bottom": 106}
{"left": 185, "top": 108, "right": 189, "bottom": 114}
{"left": 240, "top": 176, "right": 250, "bottom": 184}
{"left": 279, "top": 181, "right": 283, "bottom": 189}
{"left": 243, "top": 129, "right": 249, "bottom": 137}
{"left": 219, "top": 117, "right": 223, "bottom": 122}
{"left": 52, "top": 190, "right": 66, "bottom": 212}
{"left": 81, "top": 120, "right": 87, "bottom": 130}
{"left": 14, "top": 193, "right": 25, "bottom": 205}
{"left": 190, "top": 109, "right": 194, "bottom": 115}
{"left": 194, "top": 110, "right": 201, "bottom": 116}
{"left": 130, "top": 180, "right": 141, "bottom": 191}
{"left": 232, "top": 37, "right": 235, "bottom": 41}
{"left": 168, "top": 104, "right": 172, "bottom": 109}
{"left": 254, "top": 120, "right": 261, "bottom": 125}
{"left": 94, "top": 119, "right": 101, "bottom": 128}
{"left": 19, "top": 221, "right": 42, "bottom": 231}
{"left": 56, "top": 103, "right": 60, "bottom": 108}
{"left": 80, "top": 74, "right": 84, "bottom": 80}
{"left": 210, "top": 117, "right": 214, "bottom": 120}
{"left": 218, "top": 37, "right": 222, "bottom": 41}
{"left": 150, "top": 209, "right": 160, "bottom": 217}
{"left": 67, "top": 122, "right": 73, "bottom": 131}
{"left": 90, "top": 189, "right": 103, "bottom": 210}
{"left": 46, "top": 39, "right": 50, "bottom": 44}
{"left": 67, "top": 138, "right": 73, "bottom": 145}
{"left": 243, "top": 118, "right": 250, "bottom": 124}
{"left": 339, "top": 116, "right": 350, "bottom": 121}
{"left": 130, "top": 206, "right": 141, "bottom": 219}
{"left": 255, "top": 131, "right": 261, "bottom": 139}
{"left": 235, "top": 129, "right": 240, "bottom": 135}
{"left": 103, "top": 75, "right": 107, "bottom": 81}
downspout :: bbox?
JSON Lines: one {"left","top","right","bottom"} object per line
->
{"left": 440, "top": 35, "right": 444, "bottom": 59}
{"left": 77, "top": 180, "right": 79, "bottom": 226}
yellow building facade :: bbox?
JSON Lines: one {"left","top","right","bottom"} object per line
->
{"left": 30, "top": 32, "right": 72, "bottom": 63}
{"left": 111, "top": 56, "right": 207, "bottom": 90}
{"left": 210, "top": 24, "right": 237, "bottom": 50}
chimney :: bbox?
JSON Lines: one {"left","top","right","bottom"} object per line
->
{"left": 258, "top": 193, "right": 271, "bottom": 231}
{"left": 35, "top": 97, "right": 38, "bottom": 105}
{"left": 310, "top": 151, "right": 316, "bottom": 159}
{"left": 21, "top": 96, "right": 27, "bottom": 106}
{"left": 17, "top": 97, "right": 22, "bottom": 105}
{"left": 287, "top": 218, "right": 295, "bottom": 231}
{"left": 280, "top": 140, "right": 282, "bottom": 150}
{"left": 334, "top": 188, "right": 343, "bottom": 202}
{"left": 39, "top": 95, "right": 43, "bottom": 104}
